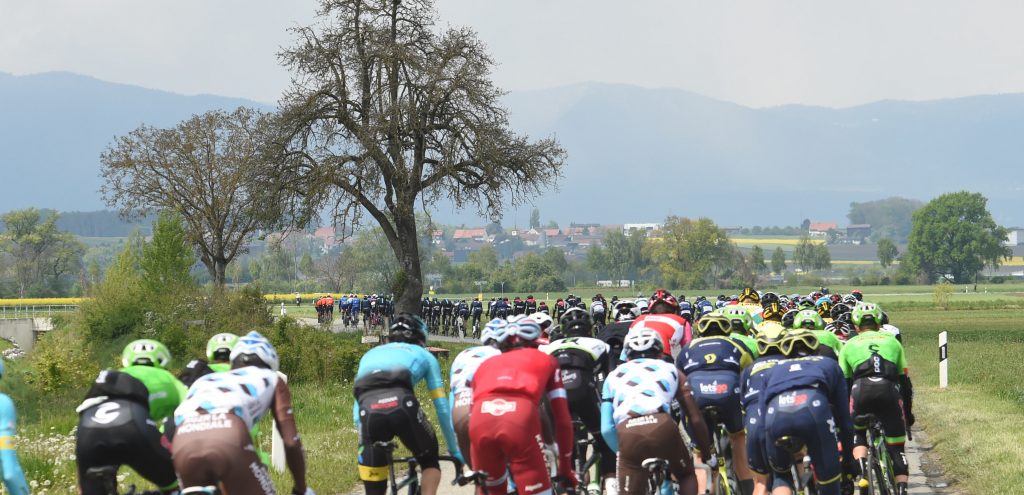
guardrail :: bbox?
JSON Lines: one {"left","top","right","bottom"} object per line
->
{"left": 0, "top": 305, "right": 79, "bottom": 319}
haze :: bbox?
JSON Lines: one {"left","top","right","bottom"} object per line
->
{"left": 3, "top": 0, "right": 1024, "bottom": 107}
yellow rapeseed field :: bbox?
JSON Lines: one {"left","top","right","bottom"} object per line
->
{"left": 0, "top": 298, "right": 84, "bottom": 306}
{"left": 730, "top": 237, "right": 826, "bottom": 246}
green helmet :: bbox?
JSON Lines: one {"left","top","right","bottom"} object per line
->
{"left": 122, "top": 339, "right": 172, "bottom": 368}
{"left": 851, "top": 302, "right": 883, "bottom": 327}
{"left": 793, "top": 309, "right": 825, "bottom": 330}
{"left": 722, "top": 307, "right": 754, "bottom": 334}
{"left": 206, "top": 333, "right": 239, "bottom": 362}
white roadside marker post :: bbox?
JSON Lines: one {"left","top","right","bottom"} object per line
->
{"left": 939, "top": 331, "right": 948, "bottom": 389}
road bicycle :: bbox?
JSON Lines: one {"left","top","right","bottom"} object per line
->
{"left": 642, "top": 457, "right": 714, "bottom": 495}
{"left": 774, "top": 435, "right": 817, "bottom": 495}
{"left": 373, "top": 440, "right": 483, "bottom": 495}
{"left": 856, "top": 414, "right": 898, "bottom": 495}
{"left": 572, "top": 420, "right": 602, "bottom": 495}
{"left": 85, "top": 466, "right": 162, "bottom": 495}
{"left": 702, "top": 406, "right": 739, "bottom": 495}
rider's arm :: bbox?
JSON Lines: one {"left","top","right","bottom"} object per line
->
{"left": 897, "top": 343, "right": 914, "bottom": 420}
{"left": 0, "top": 395, "right": 28, "bottom": 495}
{"left": 826, "top": 364, "right": 855, "bottom": 462}
{"left": 271, "top": 380, "right": 308, "bottom": 493}
{"left": 676, "top": 374, "right": 713, "bottom": 461}
{"left": 546, "top": 363, "right": 575, "bottom": 480}
{"left": 599, "top": 380, "right": 618, "bottom": 452}
{"left": 424, "top": 352, "right": 462, "bottom": 461}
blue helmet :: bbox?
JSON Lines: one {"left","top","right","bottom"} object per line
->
{"left": 482, "top": 318, "right": 509, "bottom": 345}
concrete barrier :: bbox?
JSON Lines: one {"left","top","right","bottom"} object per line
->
{"left": 0, "top": 318, "right": 52, "bottom": 352}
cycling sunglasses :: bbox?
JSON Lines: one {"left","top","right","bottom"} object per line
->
{"left": 779, "top": 333, "right": 819, "bottom": 355}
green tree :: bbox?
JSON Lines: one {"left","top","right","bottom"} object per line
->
{"left": 811, "top": 243, "right": 832, "bottom": 271}
{"left": 259, "top": 238, "right": 296, "bottom": 282}
{"left": 298, "top": 251, "right": 315, "bottom": 278}
{"left": 530, "top": 208, "right": 541, "bottom": 230}
{"left": 646, "top": 216, "right": 737, "bottom": 289}
{"left": 0, "top": 208, "right": 85, "bottom": 296}
{"left": 101, "top": 107, "right": 278, "bottom": 285}
{"left": 848, "top": 197, "right": 924, "bottom": 242}
{"left": 771, "top": 247, "right": 787, "bottom": 274}
{"left": 600, "top": 229, "right": 647, "bottom": 283}
{"left": 269, "top": 0, "right": 566, "bottom": 313}
{"left": 904, "top": 191, "right": 1011, "bottom": 283}
{"left": 749, "top": 245, "right": 767, "bottom": 274}
{"left": 794, "top": 233, "right": 815, "bottom": 271}
{"left": 139, "top": 211, "right": 195, "bottom": 293}
{"left": 877, "top": 238, "right": 899, "bottom": 268}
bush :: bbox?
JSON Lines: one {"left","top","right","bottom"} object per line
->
{"left": 23, "top": 325, "right": 100, "bottom": 394}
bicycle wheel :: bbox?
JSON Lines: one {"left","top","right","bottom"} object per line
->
{"left": 876, "top": 439, "right": 897, "bottom": 495}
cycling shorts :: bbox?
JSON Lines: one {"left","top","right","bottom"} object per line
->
{"left": 471, "top": 395, "right": 551, "bottom": 495}
{"left": 173, "top": 412, "right": 274, "bottom": 495}
{"left": 744, "top": 412, "right": 769, "bottom": 475}
{"left": 687, "top": 371, "right": 744, "bottom": 434}
{"left": 851, "top": 377, "right": 907, "bottom": 446}
{"left": 451, "top": 390, "right": 473, "bottom": 467}
{"left": 357, "top": 386, "right": 439, "bottom": 495}
{"left": 563, "top": 375, "right": 616, "bottom": 477}
{"left": 76, "top": 399, "right": 177, "bottom": 495}
{"left": 617, "top": 413, "right": 694, "bottom": 495}
{"left": 764, "top": 388, "right": 842, "bottom": 495}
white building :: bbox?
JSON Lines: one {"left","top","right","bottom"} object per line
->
{"left": 623, "top": 223, "right": 661, "bottom": 236}
{"left": 1006, "top": 228, "right": 1024, "bottom": 246}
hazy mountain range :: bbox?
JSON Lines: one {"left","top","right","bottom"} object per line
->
{"left": 2, "top": 71, "right": 1022, "bottom": 228}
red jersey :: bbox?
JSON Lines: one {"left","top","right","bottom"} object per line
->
{"left": 629, "top": 313, "right": 692, "bottom": 357}
{"left": 472, "top": 347, "right": 563, "bottom": 403}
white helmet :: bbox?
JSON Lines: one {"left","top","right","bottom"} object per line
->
{"left": 229, "top": 331, "right": 280, "bottom": 372}
{"left": 482, "top": 318, "right": 508, "bottom": 344}
{"left": 623, "top": 327, "right": 663, "bottom": 358}
{"left": 506, "top": 315, "right": 542, "bottom": 342}
{"left": 529, "top": 312, "right": 553, "bottom": 333}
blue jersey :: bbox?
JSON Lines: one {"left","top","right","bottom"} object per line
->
{"left": 739, "top": 355, "right": 785, "bottom": 418}
{"left": 353, "top": 343, "right": 460, "bottom": 458}
{"left": 339, "top": 297, "right": 350, "bottom": 309}
{"left": 759, "top": 356, "right": 854, "bottom": 453}
{"left": 678, "top": 336, "right": 753, "bottom": 375}
{"left": 350, "top": 298, "right": 361, "bottom": 310}
{"left": 0, "top": 395, "right": 28, "bottom": 495}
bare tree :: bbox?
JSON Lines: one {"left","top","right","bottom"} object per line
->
{"left": 267, "top": 0, "right": 566, "bottom": 313}
{"left": 101, "top": 108, "right": 277, "bottom": 285}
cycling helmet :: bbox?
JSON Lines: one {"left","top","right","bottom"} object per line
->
{"left": 206, "top": 333, "right": 239, "bottom": 362}
{"left": 781, "top": 309, "right": 799, "bottom": 329}
{"left": 389, "top": 313, "right": 429, "bottom": 343}
{"left": 530, "top": 312, "right": 554, "bottom": 334}
{"left": 648, "top": 289, "right": 679, "bottom": 313}
{"left": 829, "top": 293, "right": 842, "bottom": 305}
{"left": 820, "top": 287, "right": 830, "bottom": 295}
{"left": 560, "top": 308, "right": 594, "bottom": 337}
{"left": 229, "top": 331, "right": 280, "bottom": 372}
{"left": 623, "top": 327, "right": 664, "bottom": 359}
{"left": 122, "top": 339, "right": 172, "bottom": 368}
{"left": 842, "top": 294, "right": 858, "bottom": 306}
{"left": 760, "top": 292, "right": 780, "bottom": 307}
{"left": 826, "top": 320, "right": 853, "bottom": 340}
{"left": 779, "top": 329, "right": 819, "bottom": 357}
{"left": 793, "top": 309, "right": 825, "bottom": 330}
{"left": 829, "top": 303, "right": 851, "bottom": 322}
{"left": 851, "top": 289, "right": 863, "bottom": 301}
{"left": 761, "top": 302, "right": 785, "bottom": 322}
{"left": 798, "top": 298, "right": 815, "bottom": 310}
{"left": 722, "top": 307, "right": 754, "bottom": 335}
{"left": 755, "top": 323, "right": 787, "bottom": 356}
{"left": 506, "top": 315, "right": 543, "bottom": 343}
{"left": 738, "top": 287, "right": 760, "bottom": 304}
{"left": 850, "top": 303, "right": 883, "bottom": 327}
{"left": 677, "top": 301, "right": 694, "bottom": 323}
{"left": 880, "top": 312, "right": 890, "bottom": 326}
{"left": 696, "top": 314, "right": 732, "bottom": 338}
{"left": 482, "top": 318, "right": 509, "bottom": 345}
{"left": 815, "top": 299, "right": 833, "bottom": 319}
{"left": 614, "top": 301, "right": 640, "bottom": 322}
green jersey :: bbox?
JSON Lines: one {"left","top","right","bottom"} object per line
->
{"left": 731, "top": 334, "right": 760, "bottom": 361}
{"left": 838, "top": 331, "right": 908, "bottom": 379}
{"left": 120, "top": 365, "right": 187, "bottom": 423}
{"left": 209, "top": 362, "right": 231, "bottom": 373}
{"left": 813, "top": 331, "right": 843, "bottom": 355}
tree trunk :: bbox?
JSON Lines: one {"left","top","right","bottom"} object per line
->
{"left": 392, "top": 215, "right": 424, "bottom": 316}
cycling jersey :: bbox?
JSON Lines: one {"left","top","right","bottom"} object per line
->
{"left": 628, "top": 313, "right": 690, "bottom": 358}
{"left": 116, "top": 365, "right": 187, "bottom": 423}
{"left": 601, "top": 358, "right": 680, "bottom": 429}
{"left": 175, "top": 367, "right": 280, "bottom": 429}
{"left": 678, "top": 336, "right": 753, "bottom": 374}
{"left": 525, "top": 298, "right": 538, "bottom": 314}
{"left": 881, "top": 324, "right": 902, "bottom": 342}
{"left": 353, "top": 342, "right": 460, "bottom": 491}
{"left": 351, "top": 298, "right": 362, "bottom": 311}
{"left": 470, "top": 347, "right": 574, "bottom": 495}
{"left": 838, "top": 332, "right": 908, "bottom": 380}
{"left": 596, "top": 321, "right": 631, "bottom": 369}
{"left": 449, "top": 345, "right": 501, "bottom": 462}
{"left": 0, "top": 395, "right": 28, "bottom": 495}
{"left": 813, "top": 330, "right": 843, "bottom": 360}
{"left": 739, "top": 355, "right": 785, "bottom": 475}
{"left": 678, "top": 336, "right": 751, "bottom": 434}
{"left": 471, "top": 301, "right": 483, "bottom": 315}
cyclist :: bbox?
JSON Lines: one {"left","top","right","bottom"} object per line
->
{"left": 494, "top": 297, "right": 510, "bottom": 319}
{"left": 173, "top": 331, "right": 312, "bottom": 495}
{"left": 350, "top": 295, "right": 363, "bottom": 326}
{"left": 542, "top": 310, "right": 616, "bottom": 495}
{"left": 430, "top": 297, "right": 443, "bottom": 329}
{"left": 441, "top": 298, "right": 454, "bottom": 333}
{"left": 627, "top": 289, "right": 690, "bottom": 360}
{"left": 739, "top": 323, "right": 787, "bottom": 495}
{"left": 353, "top": 314, "right": 462, "bottom": 495}
{"left": 760, "top": 302, "right": 785, "bottom": 324}
{"left": 591, "top": 295, "right": 607, "bottom": 328}
{"left": 75, "top": 339, "right": 186, "bottom": 495}
{"left": 538, "top": 300, "right": 551, "bottom": 315}
{"left": 601, "top": 328, "right": 714, "bottom": 495}
{"left": 598, "top": 301, "right": 638, "bottom": 370}
{"left": 422, "top": 297, "right": 433, "bottom": 321}
{"left": 678, "top": 314, "right": 755, "bottom": 495}
{"left": 761, "top": 330, "right": 856, "bottom": 495}
{"left": 531, "top": 311, "right": 556, "bottom": 343}
{"left": 721, "top": 306, "right": 760, "bottom": 359}
{"left": 513, "top": 296, "right": 527, "bottom": 316}
{"left": 340, "top": 295, "right": 352, "bottom": 326}
{"left": 554, "top": 297, "right": 568, "bottom": 321}
{"left": 449, "top": 319, "right": 504, "bottom": 466}
{"left": 0, "top": 361, "right": 28, "bottom": 495}
{"left": 470, "top": 315, "right": 575, "bottom": 495}
{"left": 526, "top": 294, "right": 539, "bottom": 314}
{"left": 838, "top": 303, "right": 913, "bottom": 495}
{"left": 791, "top": 310, "right": 843, "bottom": 360}
{"left": 177, "top": 333, "right": 238, "bottom": 388}
{"left": 471, "top": 297, "right": 484, "bottom": 332}
{"left": 880, "top": 312, "right": 903, "bottom": 343}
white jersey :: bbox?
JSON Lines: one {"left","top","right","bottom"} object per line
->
{"left": 601, "top": 357, "right": 680, "bottom": 426}
{"left": 881, "top": 324, "right": 901, "bottom": 340}
{"left": 449, "top": 345, "right": 501, "bottom": 395}
{"left": 540, "top": 337, "right": 610, "bottom": 361}
{"left": 174, "top": 366, "right": 279, "bottom": 430}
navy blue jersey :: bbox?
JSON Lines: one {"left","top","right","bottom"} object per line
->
{"left": 678, "top": 336, "right": 753, "bottom": 375}
{"left": 759, "top": 356, "right": 854, "bottom": 455}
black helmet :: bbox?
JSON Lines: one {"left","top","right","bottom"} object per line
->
{"left": 389, "top": 313, "right": 429, "bottom": 344}
{"left": 559, "top": 308, "right": 593, "bottom": 337}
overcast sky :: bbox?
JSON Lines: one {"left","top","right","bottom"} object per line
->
{"left": 3, "top": 0, "right": 1024, "bottom": 107}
